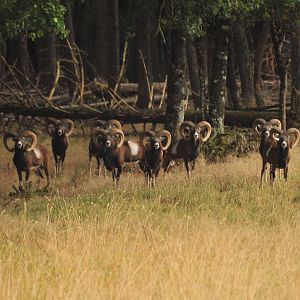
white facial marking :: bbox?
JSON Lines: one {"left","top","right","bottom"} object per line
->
{"left": 154, "top": 142, "right": 160, "bottom": 150}
{"left": 17, "top": 141, "right": 23, "bottom": 148}
{"left": 58, "top": 129, "right": 63, "bottom": 136}
{"left": 273, "top": 133, "right": 280, "bottom": 141}
{"left": 33, "top": 148, "right": 42, "bottom": 159}
{"left": 265, "top": 131, "right": 270, "bottom": 137}
{"left": 282, "top": 141, "right": 287, "bottom": 148}
{"left": 194, "top": 132, "right": 199, "bottom": 139}
{"left": 106, "top": 140, "right": 111, "bottom": 147}
{"left": 171, "top": 143, "right": 178, "bottom": 155}
{"left": 128, "top": 141, "right": 139, "bottom": 156}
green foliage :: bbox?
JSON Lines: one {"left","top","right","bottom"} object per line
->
{"left": 0, "top": 0, "right": 67, "bottom": 40}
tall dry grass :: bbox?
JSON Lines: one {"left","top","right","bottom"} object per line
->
{"left": 0, "top": 135, "right": 300, "bottom": 299}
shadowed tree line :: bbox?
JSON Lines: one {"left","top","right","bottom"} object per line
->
{"left": 1, "top": 0, "right": 300, "bottom": 136}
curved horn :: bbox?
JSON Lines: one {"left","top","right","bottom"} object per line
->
{"left": 179, "top": 121, "right": 195, "bottom": 139}
{"left": 268, "top": 119, "right": 282, "bottom": 128}
{"left": 158, "top": 130, "right": 172, "bottom": 151}
{"left": 93, "top": 128, "right": 109, "bottom": 147}
{"left": 142, "top": 130, "right": 156, "bottom": 148}
{"left": 21, "top": 130, "right": 37, "bottom": 151}
{"left": 269, "top": 127, "right": 283, "bottom": 144}
{"left": 46, "top": 118, "right": 59, "bottom": 136}
{"left": 286, "top": 128, "right": 300, "bottom": 149}
{"left": 3, "top": 133, "right": 16, "bottom": 152}
{"left": 252, "top": 118, "right": 267, "bottom": 136}
{"left": 106, "top": 119, "right": 122, "bottom": 131}
{"left": 197, "top": 121, "right": 212, "bottom": 142}
{"left": 110, "top": 129, "right": 124, "bottom": 148}
{"left": 90, "top": 120, "right": 106, "bottom": 134}
{"left": 62, "top": 119, "right": 74, "bottom": 136}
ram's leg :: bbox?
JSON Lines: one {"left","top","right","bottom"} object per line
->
{"left": 153, "top": 167, "right": 160, "bottom": 188}
{"left": 95, "top": 157, "right": 101, "bottom": 177}
{"left": 112, "top": 169, "right": 116, "bottom": 184}
{"left": 191, "top": 160, "right": 196, "bottom": 172}
{"left": 184, "top": 160, "right": 191, "bottom": 179}
{"left": 116, "top": 166, "right": 122, "bottom": 188}
{"left": 88, "top": 155, "right": 93, "bottom": 176}
{"left": 61, "top": 154, "right": 66, "bottom": 174}
{"left": 260, "top": 160, "right": 268, "bottom": 188}
{"left": 54, "top": 155, "right": 59, "bottom": 177}
{"left": 17, "top": 169, "right": 24, "bottom": 192}
{"left": 44, "top": 164, "right": 50, "bottom": 188}
{"left": 25, "top": 169, "right": 31, "bottom": 190}
{"left": 270, "top": 165, "right": 276, "bottom": 187}
{"left": 284, "top": 166, "right": 288, "bottom": 182}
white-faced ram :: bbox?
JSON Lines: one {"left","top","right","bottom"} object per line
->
{"left": 263, "top": 127, "right": 300, "bottom": 186}
{"left": 46, "top": 118, "right": 74, "bottom": 175}
{"left": 252, "top": 118, "right": 282, "bottom": 186}
{"left": 3, "top": 130, "right": 50, "bottom": 192}
{"left": 141, "top": 130, "right": 172, "bottom": 187}
{"left": 162, "top": 121, "right": 212, "bottom": 177}
{"left": 88, "top": 119, "right": 122, "bottom": 176}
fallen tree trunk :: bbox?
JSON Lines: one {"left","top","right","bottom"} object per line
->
{"left": 0, "top": 103, "right": 281, "bottom": 128}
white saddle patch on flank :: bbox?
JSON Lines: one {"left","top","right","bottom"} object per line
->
{"left": 128, "top": 141, "right": 139, "bottom": 156}
{"left": 171, "top": 143, "right": 178, "bottom": 155}
{"left": 33, "top": 148, "right": 42, "bottom": 159}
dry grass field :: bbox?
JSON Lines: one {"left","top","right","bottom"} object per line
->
{"left": 1, "top": 132, "right": 300, "bottom": 299}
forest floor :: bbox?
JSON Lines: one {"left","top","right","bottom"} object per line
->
{"left": 1, "top": 133, "right": 300, "bottom": 299}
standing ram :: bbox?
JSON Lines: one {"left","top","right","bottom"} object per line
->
{"left": 163, "top": 121, "right": 212, "bottom": 177}
{"left": 252, "top": 118, "right": 282, "bottom": 187}
{"left": 3, "top": 130, "right": 50, "bottom": 192}
{"left": 262, "top": 127, "right": 300, "bottom": 186}
{"left": 141, "top": 130, "right": 172, "bottom": 187}
{"left": 89, "top": 119, "right": 122, "bottom": 176}
{"left": 46, "top": 118, "right": 74, "bottom": 176}
{"left": 94, "top": 128, "right": 145, "bottom": 187}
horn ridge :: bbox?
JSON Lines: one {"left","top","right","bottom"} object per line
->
{"left": 21, "top": 130, "right": 38, "bottom": 151}
{"left": 158, "top": 130, "right": 172, "bottom": 151}
{"left": 252, "top": 118, "right": 267, "bottom": 136}
{"left": 286, "top": 128, "right": 300, "bottom": 149}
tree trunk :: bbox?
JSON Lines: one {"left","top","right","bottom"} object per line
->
{"left": 186, "top": 37, "right": 204, "bottom": 118}
{"left": 233, "top": 17, "right": 255, "bottom": 108}
{"left": 136, "top": 0, "right": 153, "bottom": 109}
{"left": 16, "top": 35, "right": 35, "bottom": 81}
{"left": 73, "top": 0, "right": 97, "bottom": 79}
{"left": 195, "top": 36, "right": 208, "bottom": 115}
{"left": 94, "top": 0, "right": 119, "bottom": 88}
{"left": 107, "top": 0, "right": 119, "bottom": 89}
{"left": 290, "top": 24, "right": 300, "bottom": 125}
{"left": 166, "top": 29, "right": 187, "bottom": 140}
{"left": 270, "top": 19, "right": 287, "bottom": 130}
{"left": 36, "top": 34, "right": 56, "bottom": 92}
{"left": 254, "top": 22, "right": 269, "bottom": 108}
{"left": 209, "top": 21, "right": 228, "bottom": 134}
{"left": 226, "top": 29, "right": 240, "bottom": 110}
{"left": 61, "top": 0, "right": 76, "bottom": 98}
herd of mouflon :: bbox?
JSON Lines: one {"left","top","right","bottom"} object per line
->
{"left": 3, "top": 117, "right": 299, "bottom": 194}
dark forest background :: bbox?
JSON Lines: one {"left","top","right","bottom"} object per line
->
{"left": 1, "top": 0, "right": 300, "bottom": 137}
